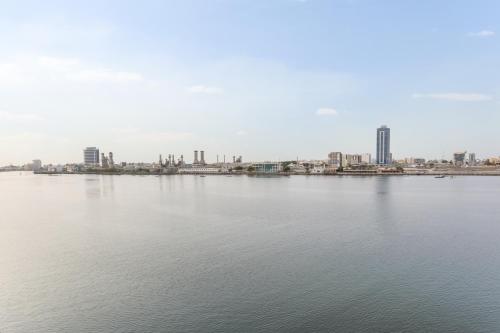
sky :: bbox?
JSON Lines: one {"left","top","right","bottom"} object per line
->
{"left": 0, "top": 0, "right": 499, "bottom": 165}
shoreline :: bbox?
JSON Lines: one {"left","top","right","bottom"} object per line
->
{"left": 31, "top": 170, "right": 500, "bottom": 176}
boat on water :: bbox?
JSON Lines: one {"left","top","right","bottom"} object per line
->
{"left": 435, "top": 175, "right": 446, "bottom": 178}
{"left": 200, "top": 175, "right": 206, "bottom": 177}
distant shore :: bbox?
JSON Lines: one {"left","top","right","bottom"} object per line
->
{"left": 31, "top": 170, "right": 500, "bottom": 176}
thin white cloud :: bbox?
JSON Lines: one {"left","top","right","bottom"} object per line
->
{"left": 67, "top": 69, "right": 143, "bottom": 83}
{"left": 0, "top": 111, "right": 43, "bottom": 122}
{"left": 187, "top": 85, "right": 224, "bottom": 95}
{"left": 236, "top": 130, "right": 248, "bottom": 136}
{"left": 38, "top": 56, "right": 80, "bottom": 68}
{"left": 0, "top": 62, "right": 35, "bottom": 85}
{"left": 39, "top": 56, "right": 143, "bottom": 83}
{"left": 467, "top": 30, "right": 495, "bottom": 38}
{"left": 412, "top": 93, "right": 493, "bottom": 102}
{"left": 0, "top": 56, "right": 144, "bottom": 85}
{"left": 316, "top": 107, "right": 338, "bottom": 116}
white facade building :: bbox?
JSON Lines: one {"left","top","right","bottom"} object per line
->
{"left": 84, "top": 147, "right": 100, "bottom": 165}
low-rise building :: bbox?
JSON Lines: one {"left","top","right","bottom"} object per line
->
{"left": 32, "top": 159, "right": 42, "bottom": 171}
{"left": 253, "top": 162, "right": 282, "bottom": 174}
{"left": 178, "top": 166, "right": 221, "bottom": 174}
{"left": 310, "top": 163, "right": 326, "bottom": 174}
{"left": 343, "top": 154, "right": 362, "bottom": 167}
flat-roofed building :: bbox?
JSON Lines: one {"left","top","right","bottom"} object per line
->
{"left": 328, "top": 152, "right": 342, "bottom": 168}
{"left": 361, "top": 153, "right": 371, "bottom": 164}
{"left": 84, "top": 147, "right": 100, "bottom": 166}
{"left": 253, "top": 162, "right": 282, "bottom": 174}
{"left": 468, "top": 153, "right": 476, "bottom": 166}
{"left": 343, "top": 154, "right": 362, "bottom": 167}
{"left": 376, "top": 125, "right": 391, "bottom": 165}
{"left": 453, "top": 152, "right": 466, "bottom": 166}
{"left": 32, "top": 159, "right": 42, "bottom": 171}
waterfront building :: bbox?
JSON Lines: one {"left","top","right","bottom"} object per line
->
{"left": 109, "top": 152, "right": 114, "bottom": 167}
{"left": 101, "top": 153, "right": 109, "bottom": 168}
{"left": 376, "top": 125, "right": 391, "bottom": 165}
{"left": 453, "top": 152, "right": 466, "bottom": 166}
{"left": 178, "top": 166, "right": 220, "bottom": 174}
{"left": 468, "top": 153, "right": 476, "bottom": 166}
{"left": 328, "top": 152, "right": 343, "bottom": 168}
{"left": 310, "top": 163, "right": 327, "bottom": 174}
{"left": 486, "top": 157, "right": 500, "bottom": 165}
{"left": 47, "top": 164, "right": 64, "bottom": 173}
{"left": 343, "top": 154, "right": 363, "bottom": 167}
{"left": 32, "top": 159, "right": 42, "bottom": 172}
{"left": 289, "top": 163, "right": 307, "bottom": 174}
{"left": 84, "top": 147, "right": 100, "bottom": 166}
{"left": 253, "top": 162, "right": 282, "bottom": 174}
{"left": 403, "top": 157, "right": 426, "bottom": 166}
{"left": 361, "top": 153, "right": 371, "bottom": 165}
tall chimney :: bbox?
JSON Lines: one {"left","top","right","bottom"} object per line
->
{"left": 194, "top": 150, "right": 199, "bottom": 164}
{"left": 200, "top": 151, "right": 205, "bottom": 165}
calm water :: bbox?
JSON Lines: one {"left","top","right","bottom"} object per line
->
{"left": 1, "top": 173, "right": 500, "bottom": 332}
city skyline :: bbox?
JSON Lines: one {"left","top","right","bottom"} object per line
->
{"left": 1, "top": 0, "right": 500, "bottom": 165}
{"left": 4, "top": 124, "right": 495, "bottom": 167}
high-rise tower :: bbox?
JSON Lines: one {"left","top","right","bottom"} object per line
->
{"left": 376, "top": 125, "right": 391, "bottom": 165}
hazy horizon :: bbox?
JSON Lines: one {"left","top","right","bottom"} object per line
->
{"left": 1, "top": 0, "right": 499, "bottom": 165}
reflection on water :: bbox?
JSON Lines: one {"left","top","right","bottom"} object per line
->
{"left": 1, "top": 173, "right": 500, "bottom": 332}
{"left": 84, "top": 176, "right": 101, "bottom": 198}
{"left": 84, "top": 175, "right": 115, "bottom": 199}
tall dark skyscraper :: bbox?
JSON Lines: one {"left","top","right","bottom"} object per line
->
{"left": 376, "top": 125, "right": 391, "bottom": 165}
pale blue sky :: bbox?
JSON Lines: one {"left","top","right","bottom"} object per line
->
{"left": 0, "top": 0, "right": 498, "bottom": 164}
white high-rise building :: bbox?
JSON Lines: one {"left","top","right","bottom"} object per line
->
{"left": 84, "top": 147, "right": 100, "bottom": 165}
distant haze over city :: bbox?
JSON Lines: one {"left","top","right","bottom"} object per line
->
{"left": 1, "top": 0, "right": 499, "bottom": 165}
